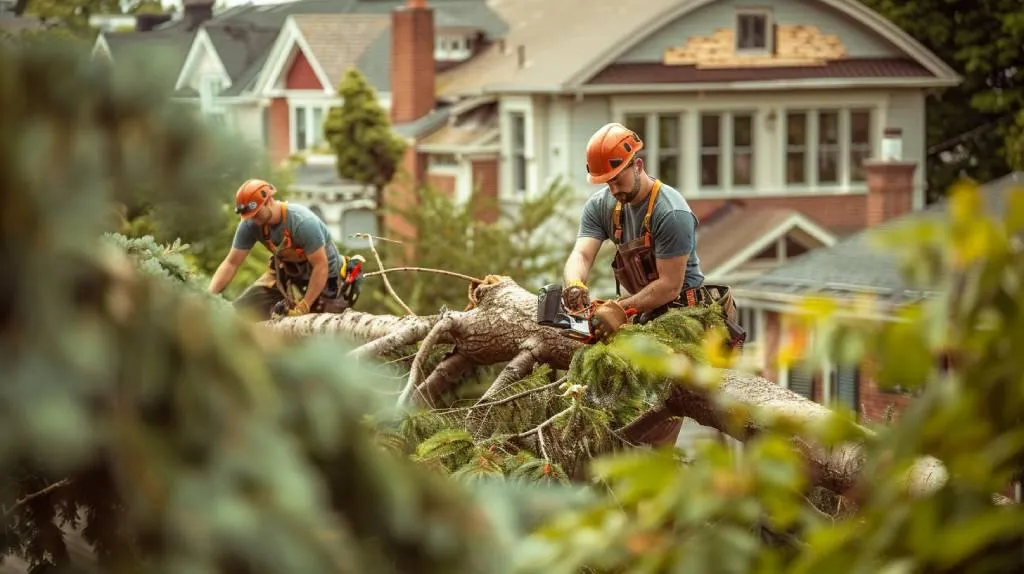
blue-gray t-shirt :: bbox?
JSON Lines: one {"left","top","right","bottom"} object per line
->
{"left": 578, "top": 182, "right": 705, "bottom": 290}
{"left": 232, "top": 202, "right": 342, "bottom": 280}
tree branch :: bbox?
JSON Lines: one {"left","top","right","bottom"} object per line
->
{"left": 354, "top": 233, "right": 414, "bottom": 316}
{"left": 3, "top": 478, "right": 71, "bottom": 517}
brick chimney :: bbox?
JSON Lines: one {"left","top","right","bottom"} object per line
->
{"left": 183, "top": 0, "right": 214, "bottom": 31}
{"left": 390, "top": 0, "right": 436, "bottom": 124}
{"left": 864, "top": 127, "right": 917, "bottom": 227}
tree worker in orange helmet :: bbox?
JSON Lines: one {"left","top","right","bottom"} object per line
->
{"left": 207, "top": 178, "right": 365, "bottom": 319}
{"left": 562, "top": 122, "right": 746, "bottom": 348}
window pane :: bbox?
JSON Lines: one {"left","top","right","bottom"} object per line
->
{"left": 786, "top": 152, "right": 806, "bottom": 184}
{"left": 733, "top": 114, "right": 753, "bottom": 147}
{"left": 818, "top": 111, "right": 838, "bottom": 145}
{"left": 624, "top": 114, "right": 647, "bottom": 158}
{"left": 734, "top": 152, "right": 753, "bottom": 186}
{"left": 658, "top": 114, "right": 679, "bottom": 149}
{"left": 701, "top": 114, "right": 720, "bottom": 148}
{"left": 659, "top": 153, "right": 679, "bottom": 189}
{"left": 312, "top": 107, "right": 324, "bottom": 146}
{"left": 851, "top": 110, "right": 870, "bottom": 144}
{"left": 818, "top": 151, "right": 839, "bottom": 183}
{"left": 701, "top": 154, "right": 719, "bottom": 187}
{"left": 512, "top": 154, "right": 526, "bottom": 193}
{"left": 786, "top": 112, "right": 806, "bottom": 146}
{"left": 850, "top": 110, "right": 871, "bottom": 182}
{"left": 510, "top": 112, "right": 525, "bottom": 149}
{"left": 296, "top": 106, "right": 307, "bottom": 150}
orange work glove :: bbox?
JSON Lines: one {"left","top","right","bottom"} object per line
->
{"left": 589, "top": 299, "right": 634, "bottom": 342}
{"left": 562, "top": 279, "right": 590, "bottom": 314}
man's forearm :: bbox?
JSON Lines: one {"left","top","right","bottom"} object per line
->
{"left": 563, "top": 250, "right": 592, "bottom": 285}
{"left": 617, "top": 278, "right": 679, "bottom": 314}
{"left": 303, "top": 264, "right": 329, "bottom": 307}
{"left": 208, "top": 262, "right": 237, "bottom": 295}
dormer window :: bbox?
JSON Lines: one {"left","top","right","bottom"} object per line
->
{"left": 736, "top": 9, "right": 772, "bottom": 53}
{"left": 435, "top": 32, "right": 475, "bottom": 61}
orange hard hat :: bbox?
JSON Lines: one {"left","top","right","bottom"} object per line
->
{"left": 234, "top": 178, "right": 276, "bottom": 219}
{"left": 585, "top": 123, "right": 644, "bottom": 184}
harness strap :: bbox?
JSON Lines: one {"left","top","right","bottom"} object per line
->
{"left": 612, "top": 180, "right": 662, "bottom": 246}
{"left": 261, "top": 202, "right": 293, "bottom": 253}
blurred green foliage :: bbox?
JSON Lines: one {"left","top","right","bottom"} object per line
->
{"left": 3, "top": 30, "right": 1024, "bottom": 574}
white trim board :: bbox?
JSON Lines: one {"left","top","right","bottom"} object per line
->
{"left": 175, "top": 27, "right": 231, "bottom": 92}
{"left": 710, "top": 213, "right": 837, "bottom": 280}
{"left": 252, "top": 17, "right": 333, "bottom": 96}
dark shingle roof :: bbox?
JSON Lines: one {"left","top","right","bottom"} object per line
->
{"left": 733, "top": 172, "right": 1024, "bottom": 304}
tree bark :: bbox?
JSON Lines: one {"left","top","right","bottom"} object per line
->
{"left": 265, "top": 276, "right": 949, "bottom": 498}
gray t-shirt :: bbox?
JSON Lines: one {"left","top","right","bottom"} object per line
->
{"left": 578, "top": 182, "right": 705, "bottom": 289}
{"left": 232, "top": 202, "right": 342, "bottom": 280}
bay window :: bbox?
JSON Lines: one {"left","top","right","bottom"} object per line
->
{"left": 700, "top": 114, "right": 720, "bottom": 187}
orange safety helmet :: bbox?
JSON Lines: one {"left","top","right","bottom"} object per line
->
{"left": 234, "top": 178, "right": 276, "bottom": 219}
{"left": 585, "top": 123, "right": 644, "bottom": 184}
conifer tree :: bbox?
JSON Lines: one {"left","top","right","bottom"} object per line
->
{"left": 323, "top": 67, "right": 406, "bottom": 240}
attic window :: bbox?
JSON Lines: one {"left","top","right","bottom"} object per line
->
{"left": 736, "top": 10, "right": 772, "bottom": 52}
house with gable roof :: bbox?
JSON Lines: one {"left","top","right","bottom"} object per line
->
{"left": 730, "top": 169, "right": 1024, "bottom": 421}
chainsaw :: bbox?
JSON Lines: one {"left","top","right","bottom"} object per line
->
{"left": 535, "top": 283, "right": 596, "bottom": 342}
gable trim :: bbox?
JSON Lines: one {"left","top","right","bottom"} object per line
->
{"left": 174, "top": 27, "right": 230, "bottom": 93}
{"left": 710, "top": 213, "right": 837, "bottom": 279}
{"left": 567, "top": 0, "right": 962, "bottom": 88}
{"left": 253, "top": 17, "right": 333, "bottom": 96}
{"left": 91, "top": 34, "right": 112, "bottom": 61}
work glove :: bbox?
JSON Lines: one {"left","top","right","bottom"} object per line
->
{"left": 589, "top": 299, "right": 634, "bottom": 342}
{"left": 287, "top": 298, "right": 311, "bottom": 317}
{"left": 562, "top": 279, "right": 590, "bottom": 314}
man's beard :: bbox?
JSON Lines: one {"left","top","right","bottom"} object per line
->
{"left": 614, "top": 169, "right": 642, "bottom": 203}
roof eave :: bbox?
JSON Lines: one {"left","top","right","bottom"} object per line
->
{"left": 574, "top": 76, "right": 961, "bottom": 94}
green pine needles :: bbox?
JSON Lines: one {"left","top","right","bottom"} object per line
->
{"left": 377, "top": 303, "right": 728, "bottom": 484}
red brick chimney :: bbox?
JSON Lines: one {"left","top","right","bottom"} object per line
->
{"left": 864, "top": 127, "right": 917, "bottom": 227}
{"left": 390, "top": 0, "right": 436, "bottom": 124}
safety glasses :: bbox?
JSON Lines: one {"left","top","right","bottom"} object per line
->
{"left": 235, "top": 200, "right": 260, "bottom": 215}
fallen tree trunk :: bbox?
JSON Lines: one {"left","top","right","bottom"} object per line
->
{"left": 265, "top": 276, "right": 948, "bottom": 498}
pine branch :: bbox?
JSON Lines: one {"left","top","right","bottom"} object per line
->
{"left": 2, "top": 478, "right": 71, "bottom": 517}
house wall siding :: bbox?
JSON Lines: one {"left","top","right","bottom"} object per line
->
{"left": 285, "top": 50, "right": 323, "bottom": 91}
{"left": 616, "top": 0, "right": 904, "bottom": 63}
{"left": 268, "top": 97, "right": 290, "bottom": 165}
{"left": 471, "top": 157, "right": 500, "bottom": 223}
{"left": 885, "top": 89, "right": 928, "bottom": 208}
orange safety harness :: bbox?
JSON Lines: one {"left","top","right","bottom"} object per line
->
{"left": 258, "top": 202, "right": 306, "bottom": 261}
{"left": 611, "top": 179, "right": 661, "bottom": 246}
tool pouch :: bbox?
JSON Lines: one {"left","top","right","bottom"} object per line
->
{"left": 612, "top": 237, "right": 659, "bottom": 295}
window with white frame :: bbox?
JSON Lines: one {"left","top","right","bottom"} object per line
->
{"left": 292, "top": 103, "right": 329, "bottom": 152}
{"left": 736, "top": 10, "right": 772, "bottom": 52}
{"left": 199, "top": 73, "right": 227, "bottom": 126}
{"left": 700, "top": 111, "right": 755, "bottom": 189}
{"left": 700, "top": 114, "right": 720, "bottom": 187}
{"left": 784, "top": 108, "right": 875, "bottom": 187}
{"left": 435, "top": 34, "right": 474, "bottom": 61}
{"left": 509, "top": 111, "right": 527, "bottom": 194}
{"left": 738, "top": 306, "right": 759, "bottom": 344}
{"left": 849, "top": 109, "right": 871, "bottom": 182}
